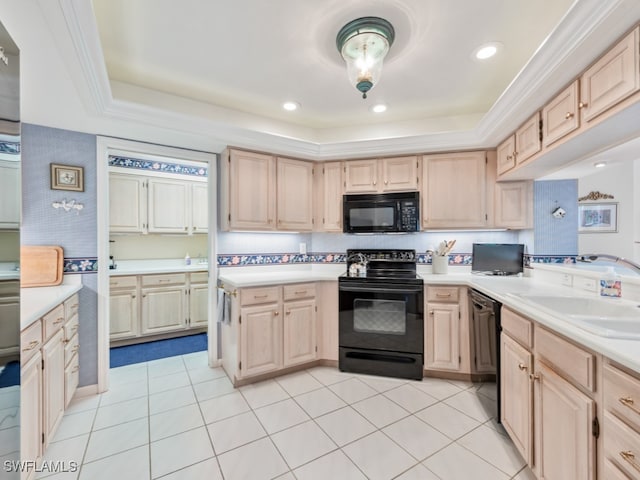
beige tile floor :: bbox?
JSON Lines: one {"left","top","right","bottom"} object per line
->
{"left": 35, "top": 352, "right": 536, "bottom": 480}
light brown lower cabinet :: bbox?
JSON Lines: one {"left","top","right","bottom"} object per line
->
{"left": 20, "top": 293, "right": 80, "bottom": 480}
{"left": 500, "top": 308, "right": 599, "bottom": 480}
{"left": 225, "top": 283, "right": 318, "bottom": 382}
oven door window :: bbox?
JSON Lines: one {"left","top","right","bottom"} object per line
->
{"left": 353, "top": 299, "right": 406, "bottom": 335}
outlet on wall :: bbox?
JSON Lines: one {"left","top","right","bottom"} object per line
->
{"left": 299, "top": 242, "right": 307, "bottom": 254}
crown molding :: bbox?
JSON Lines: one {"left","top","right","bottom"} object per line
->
{"left": 48, "top": 0, "right": 638, "bottom": 159}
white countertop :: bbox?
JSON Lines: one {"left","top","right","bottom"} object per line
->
{"left": 219, "top": 264, "right": 640, "bottom": 374}
{"left": 0, "top": 262, "right": 19, "bottom": 281}
{"left": 110, "top": 259, "right": 209, "bottom": 276}
{"left": 21, "top": 276, "right": 83, "bottom": 330}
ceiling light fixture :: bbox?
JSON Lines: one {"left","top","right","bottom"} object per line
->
{"left": 371, "top": 104, "right": 387, "bottom": 113}
{"left": 473, "top": 42, "right": 502, "bottom": 60}
{"left": 336, "top": 17, "right": 395, "bottom": 99}
{"left": 594, "top": 161, "right": 607, "bottom": 168}
{"left": 282, "top": 101, "right": 300, "bottom": 111}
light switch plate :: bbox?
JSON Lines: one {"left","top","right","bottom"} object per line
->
{"left": 299, "top": 242, "right": 307, "bottom": 254}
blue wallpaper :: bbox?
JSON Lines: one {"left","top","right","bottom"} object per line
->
{"left": 533, "top": 180, "right": 578, "bottom": 255}
{"left": 22, "top": 124, "right": 98, "bottom": 387}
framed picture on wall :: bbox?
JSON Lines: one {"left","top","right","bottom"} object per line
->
{"left": 578, "top": 202, "right": 618, "bottom": 233}
{"left": 50, "top": 163, "right": 84, "bottom": 192}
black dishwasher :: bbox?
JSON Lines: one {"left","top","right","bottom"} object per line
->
{"left": 468, "top": 289, "right": 502, "bottom": 423}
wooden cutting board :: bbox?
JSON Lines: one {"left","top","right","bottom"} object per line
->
{"left": 21, "top": 246, "right": 64, "bottom": 288}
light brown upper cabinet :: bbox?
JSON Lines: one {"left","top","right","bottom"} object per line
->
{"left": 344, "top": 156, "right": 419, "bottom": 193}
{"left": 276, "top": 157, "right": 314, "bottom": 231}
{"left": 542, "top": 80, "right": 580, "bottom": 147}
{"left": 422, "top": 151, "right": 488, "bottom": 229}
{"left": 221, "top": 149, "right": 313, "bottom": 232}
{"left": 514, "top": 112, "right": 542, "bottom": 165}
{"left": 580, "top": 26, "right": 639, "bottom": 124}
{"left": 494, "top": 181, "right": 533, "bottom": 229}
{"left": 496, "top": 112, "right": 541, "bottom": 175}
{"left": 224, "top": 149, "right": 276, "bottom": 231}
{"left": 315, "top": 161, "right": 343, "bottom": 232}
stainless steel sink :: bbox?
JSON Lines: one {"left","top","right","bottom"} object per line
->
{"left": 511, "top": 294, "right": 640, "bottom": 339}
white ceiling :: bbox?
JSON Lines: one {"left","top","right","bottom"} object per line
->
{"left": 2, "top": 0, "right": 640, "bottom": 175}
{"left": 92, "top": 0, "right": 573, "bottom": 130}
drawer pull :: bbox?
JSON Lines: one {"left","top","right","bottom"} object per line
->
{"left": 294, "top": 291, "right": 307, "bottom": 295}
{"left": 435, "top": 293, "right": 452, "bottom": 298}
{"left": 54, "top": 317, "right": 64, "bottom": 325}
{"left": 254, "top": 294, "right": 269, "bottom": 299}
{"left": 620, "top": 451, "right": 640, "bottom": 473}
{"left": 619, "top": 396, "right": 640, "bottom": 415}
{"left": 72, "top": 365, "right": 80, "bottom": 373}
{"left": 518, "top": 363, "right": 527, "bottom": 372}
{"left": 72, "top": 345, "right": 80, "bottom": 354}
{"left": 22, "top": 340, "right": 39, "bottom": 352}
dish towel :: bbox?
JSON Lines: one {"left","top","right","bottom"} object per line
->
{"left": 217, "top": 287, "right": 231, "bottom": 324}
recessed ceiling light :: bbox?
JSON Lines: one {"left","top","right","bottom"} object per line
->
{"left": 473, "top": 42, "right": 502, "bottom": 60}
{"left": 594, "top": 161, "right": 607, "bottom": 168}
{"left": 371, "top": 104, "right": 387, "bottom": 113}
{"left": 282, "top": 101, "right": 300, "bottom": 111}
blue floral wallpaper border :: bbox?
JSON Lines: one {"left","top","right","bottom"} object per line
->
{"left": 64, "top": 257, "right": 98, "bottom": 274}
{"left": 0, "top": 141, "right": 20, "bottom": 155}
{"left": 217, "top": 252, "right": 577, "bottom": 268}
{"left": 524, "top": 255, "right": 576, "bottom": 268}
{"left": 63, "top": 254, "right": 577, "bottom": 271}
{"left": 108, "top": 155, "right": 208, "bottom": 177}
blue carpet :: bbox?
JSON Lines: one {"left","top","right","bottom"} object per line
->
{"left": 0, "top": 361, "right": 20, "bottom": 387}
{"left": 110, "top": 333, "right": 207, "bottom": 368}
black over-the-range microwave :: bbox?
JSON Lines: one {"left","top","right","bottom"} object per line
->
{"left": 343, "top": 191, "right": 420, "bottom": 234}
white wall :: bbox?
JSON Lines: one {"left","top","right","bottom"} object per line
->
{"left": 578, "top": 160, "right": 637, "bottom": 260}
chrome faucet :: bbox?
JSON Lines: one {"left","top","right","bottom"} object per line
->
{"left": 577, "top": 253, "right": 640, "bottom": 274}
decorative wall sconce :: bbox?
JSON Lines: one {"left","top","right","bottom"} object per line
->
{"left": 552, "top": 206, "right": 566, "bottom": 219}
{"left": 52, "top": 199, "right": 84, "bottom": 214}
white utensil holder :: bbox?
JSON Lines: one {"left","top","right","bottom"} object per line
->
{"left": 432, "top": 255, "right": 449, "bottom": 274}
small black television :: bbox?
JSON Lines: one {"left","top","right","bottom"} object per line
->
{"left": 472, "top": 243, "right": 525, "bottom": 275}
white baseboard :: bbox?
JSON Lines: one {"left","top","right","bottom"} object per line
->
{"left": 75, "top": 384, "right": 99, "bottom": 398}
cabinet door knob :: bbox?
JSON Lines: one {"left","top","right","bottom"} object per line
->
{"left": 518, "top": 363, "right": 527, "bottom": 371}
{"left": 578, "top": 101, "right": 588, "bottom": 109}
{"left": 565, "top": 112, "right": 574, "bottom": 119}
{"left": 384, "top": 180, "right": 388, "bottom": 185}
{"left": 274, "top": 311, "right": 279, "bottom": 316}
{"left": 285, "top": 311, "right": 291, "bottom": 315}
{"left": 429, "top": 310, "right": 434, "bottom": 315}
{"left": 373, "top": 181, "right": 376, "bottom": 186}
{"left": 506, "top": 155, "right": 512, "bottom": 161}
{"left": 529, "top": 373, "right": 540, "bottom": 381}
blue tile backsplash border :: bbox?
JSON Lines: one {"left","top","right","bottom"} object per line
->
{"left": 108, "top": 155, "right": 208, "bottom": 177}
{"left": 0, "top": 140, "right": 20, "bottom": 155}
{"left": 64, "top": 257, "right": 98, "bottom": 273}
{"left": 73, "top": 253, "right": 577, "bottom": 272}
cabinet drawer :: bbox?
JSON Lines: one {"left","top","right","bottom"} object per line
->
{"left": 141, "top": 273, "right": 186, "bottom": 287}
{"left": 64, "top": 334, "right": 79, "bottom": 367}
{"left": 501, "top": 308, "right": 533, "bottom": 349}
{"left": 426, "top": 286, "right": 459, "bottom": 303}
{"left": 241, "top": 286, "right": 280, "bottom": 306}
{"left": 43, "top": 304, "right": 66, "bottom": 342}
{"left": 190, "top": 272, "right": 208, "bottom": 284}
{"left": 64, "top": 314, "right": 79, "bottom": 342}
{"left": 64, "top": 293, "right": 79, "bottom": 319}
{"left": 65, "top": 355, "right": 79, "bottom": 408}
{"left": 110, "top": 276, "right": 137, "bottom": 289}
{"left": 535, "top": 327, "right": 595, "bottom": 392}
{"left": 283, "top": 283, "right": 316, "bottom": 301}
{"left": 604, "top": 459, "right": 636, "bottom": 480}
{"left": 21, "top": 320, "right": 42, "bottom": 363}
{"left": 604, "top": 411, "right": 640, "bottom": 480}
{"left": 604, "top": 363, "right": 640, "bottom": 429}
